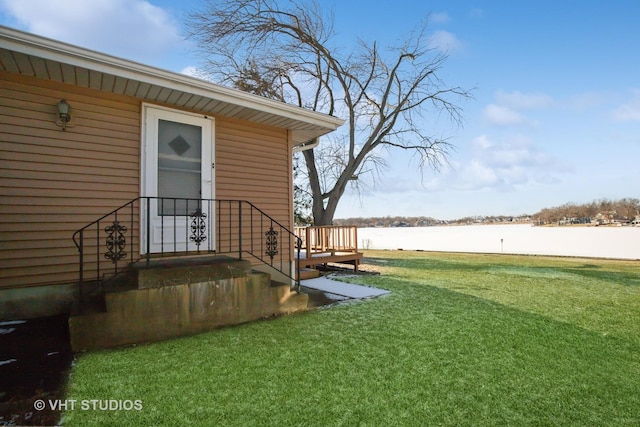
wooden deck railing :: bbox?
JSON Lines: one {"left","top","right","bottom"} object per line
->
{"left": 294, "top": 225, "right": 359, "bottom": 255}
{"left": 294, "top": 225, "right": 363, "bottom": 271}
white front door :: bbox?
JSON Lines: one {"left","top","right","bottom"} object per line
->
{"left": 141, "top": 105, "right": 215, "bottom": 254}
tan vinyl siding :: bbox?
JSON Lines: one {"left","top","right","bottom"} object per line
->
{"left": 1, "top": 71, "right": 294, "bottom": 290}
{"left": 215, "top": 116, "right": 292, "bottom": 226}
{"left": 214, "top": 117, "right": 294, "bottom": 270}
{"left": 0, "top": 71, "right": 140, "bottom": 289}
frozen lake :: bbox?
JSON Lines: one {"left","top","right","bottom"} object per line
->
{"left": 358, "top": 224, "right": 640, "bottom": 260}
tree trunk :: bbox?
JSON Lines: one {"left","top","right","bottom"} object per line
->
{"left": 303, "top": 148, "right": 349, "bottom": 226}
{"left": 302, "top": 149, "right": 326, "bottom": 225}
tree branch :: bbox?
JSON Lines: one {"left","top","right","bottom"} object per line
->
{"left": 187, "top": 0, "right": 473, "bottom": 224}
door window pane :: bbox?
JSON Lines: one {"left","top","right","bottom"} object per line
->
{"left": 157, "top": 119, "right": 202, "bottom": 215}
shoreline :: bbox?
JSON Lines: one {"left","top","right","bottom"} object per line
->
{"left": 360, "top": 222, "right": 638, "bottom": 228}
{"left": 367, "top": 248, "right": 640, "bottom": 263}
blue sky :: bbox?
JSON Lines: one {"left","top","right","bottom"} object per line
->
{"left": 2, "top": 0, "right": 639, "bottom": 220}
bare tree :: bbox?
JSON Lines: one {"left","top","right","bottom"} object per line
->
{"left": 188, "top": 0, "right": 471, "bottom": 224}
{"left": 293, "top": 154, "right": 313, "bottom": 225}
{"left": 619, "top": 197, "right": 640, "bottom": 220}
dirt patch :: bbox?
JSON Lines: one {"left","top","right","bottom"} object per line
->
{"left": 0, "top": 314, "right": 72, "bottom": 426}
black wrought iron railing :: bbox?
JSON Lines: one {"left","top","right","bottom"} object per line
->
{"left": 72, "top": 197, "right": 302, "bottom": 294}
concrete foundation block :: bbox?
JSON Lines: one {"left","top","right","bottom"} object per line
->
{"left": 69, "top": 268, "right": 307, "bottom": 351}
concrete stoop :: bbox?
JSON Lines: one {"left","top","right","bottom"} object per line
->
{"left": 69, "top": 256, "right": 307, "bottom": 351}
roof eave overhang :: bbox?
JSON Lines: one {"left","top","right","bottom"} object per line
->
{"left": 0, "top": 26, "right": 344, "bottom": 144}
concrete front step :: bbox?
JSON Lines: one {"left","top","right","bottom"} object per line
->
{"left": 69, "top": 258, "right": 309, "bottom": 351}
{"left": 132, "top": 255, "right": 252, "bottom": 289}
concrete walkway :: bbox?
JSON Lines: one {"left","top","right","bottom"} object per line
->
{"left": 301, "top": 276, "right": 390, "bottom": 299}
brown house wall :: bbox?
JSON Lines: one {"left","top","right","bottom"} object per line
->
{"left": 215, "top": 116, "right": 291, "bottom": 218}
{"left": 0, "top": 71, "right": 294, "bottom": 290}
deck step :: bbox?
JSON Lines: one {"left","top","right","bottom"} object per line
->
{"left": 297, "top": 267, "right": 321, "bottom": 280}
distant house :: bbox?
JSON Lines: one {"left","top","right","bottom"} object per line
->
{"left": 0, "top": 26, "right": 344, "bottom": 347}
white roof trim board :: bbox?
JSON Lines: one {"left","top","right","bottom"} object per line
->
{"left": 0, "top": 26, "right": 344, "bottom": 144}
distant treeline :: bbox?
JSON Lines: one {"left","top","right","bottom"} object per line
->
{"left": 334, "top": 198, "right": 640, "bottom": 227}
{"left": 534, "top": 198, "right": 639, "bottom": 225}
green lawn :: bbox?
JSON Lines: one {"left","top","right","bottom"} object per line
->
{"left": 62, "top": 251, "right": 640, "bottom": 426}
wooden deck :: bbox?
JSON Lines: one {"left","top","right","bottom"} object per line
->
{"left": 294, "top": 226, "right": 364, "bottom": 271}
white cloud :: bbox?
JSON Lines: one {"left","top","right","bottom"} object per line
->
{"left": 468, "top": 8, "right": 484, "bottom": 19}
{"left": 483, "top": 104, "right": 528, "bottom": 126}
{"left": 180, "top": 66, "right": 210, "bottom": 80}
{"left": 495, "top": 90, "right": 553, "bottom": 110}
{"left": 428, "top": 30, "right": 463, "bottom": 54}
{"left": 445, "top": 135, "right": 569, "bottom": 192}
{"left": 480, "top": 139, "right": 548, "bottom": 169}
{"left": 483, "top": 91, "right": 552, "bottom": 127}
{"left": 0, "top": 0, "right": 183, "bottom": 64}
{"left": 568, "top": 91, "right": 609, "bottom": 111}
{"left": 457, "top": 159, "right": 500, "bottom": 189}
{"left": 180, "top": 66, "right": 199, "bottom": 77}
{"left": 430, "top": 12, "right": 450, "bottom": 24}
{"left": 472, "top": 134, "right": 493, "bottom": 150}
{"left": 611, "top": 89, "right": 640, "bottom": 122}
{"left": 344, "top": 132, "right": 572, "bottom": 212}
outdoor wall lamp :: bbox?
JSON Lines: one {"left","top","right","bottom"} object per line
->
{"left": 56, "top": 99, "right": 72, "bottom": 131}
